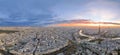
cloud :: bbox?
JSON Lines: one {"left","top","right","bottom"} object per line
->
{"left": 0, "top": 0, "right": 58, "bottom": 26}
{"left": 52, "top": 0, "right": 120, "bottom": 22}
{"left": 0, "top": 0, "right": 120, "bottom": 26}
{"left": 85, "top": 0, "right": 120, "bottom": 21}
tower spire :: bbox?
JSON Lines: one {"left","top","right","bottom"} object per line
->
{"left": 98, "top": 22, "right": 101, "bottom": 34}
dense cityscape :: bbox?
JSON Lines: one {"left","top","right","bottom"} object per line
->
{"left": 0, "top": 27, "right": 119, "bottom": 55}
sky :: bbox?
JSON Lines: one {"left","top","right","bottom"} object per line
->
{"left": 0, "top": 0, "right": 120, "bottom": 26}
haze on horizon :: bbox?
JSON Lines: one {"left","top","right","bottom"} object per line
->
{"left": 0, "top": 0, "right": 120, "bottom": 26}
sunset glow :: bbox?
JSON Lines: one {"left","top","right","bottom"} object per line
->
{"left": 85, "top": 24, "right": 116, "bottom": 26}
{"left": 52, "top": 23, "right": 120, "bottom": 27}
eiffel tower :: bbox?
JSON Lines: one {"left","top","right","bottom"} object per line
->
{"left": 98, "top": 22, "right": 101, "bottom": 34}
